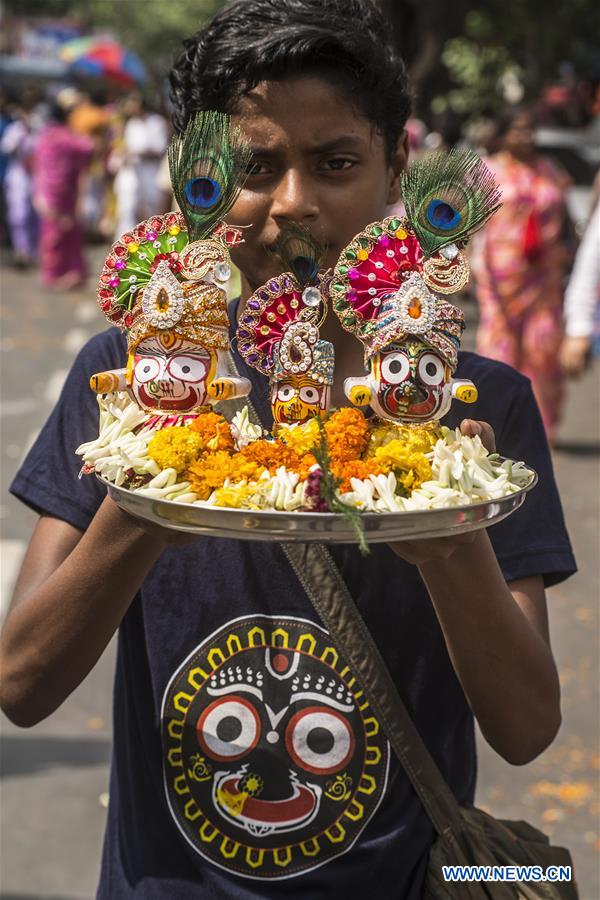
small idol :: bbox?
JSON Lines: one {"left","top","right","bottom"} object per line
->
{"left": 237, "top": 224, "right": 334, "bottom": 425}
{"left": 331, "top": 150, "right": 501, "bottom": 425}
{"left": 90, "top": 112, "right": 252, "bottom": 425}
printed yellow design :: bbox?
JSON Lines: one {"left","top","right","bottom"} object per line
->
{"left": 325, "top": 772, "right": 353, "bottom": 802}
{"left": 187, "top": 754, "right": 212, "bottom": 783}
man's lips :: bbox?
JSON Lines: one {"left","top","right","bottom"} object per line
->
{"left": 137, "top": 383, "right": 203, "bottom": 410}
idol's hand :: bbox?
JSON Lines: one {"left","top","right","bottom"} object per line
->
{"left": 388, "top": 418, "right": 496, "bottom": 566}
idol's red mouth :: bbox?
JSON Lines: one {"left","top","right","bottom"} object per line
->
{"left": 216, "top": 775, "right": 318, "bottom": 828}
{"left": 137, "top": 383, "right": 202, "bottom": 411}
{"left": 384, "top": 387, "right": 442, "bottom": 420}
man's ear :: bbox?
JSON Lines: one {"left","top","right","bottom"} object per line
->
{"left": 386, "top": 130, "right": 409, "bottom": 205}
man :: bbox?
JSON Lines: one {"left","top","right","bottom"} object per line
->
{"left": 1, "top": 1, "right": 574, "bottom": 897}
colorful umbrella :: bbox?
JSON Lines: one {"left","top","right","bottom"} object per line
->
{"left": 59, "top": 37, "right": 148, "bottom": 87}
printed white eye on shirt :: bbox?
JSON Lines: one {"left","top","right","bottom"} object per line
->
{"left": 196, "top": 696, "right": 260, "bottom": 762}
{"left": 285, "top": 706, "right": 354, "bottom": 775}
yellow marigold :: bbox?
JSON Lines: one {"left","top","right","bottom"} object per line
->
{"left": 331, "top": 458, "right": 384, "bottom": 493}
{"left": 325, "top": 407, "right": 370, "bottom": 463}
{"left": 186, "top": 451, "right": 265, "bottom": 501}
{"left": 148, "top": 427, "right": 204, "bottom": 474}
{"left": 373, "top": 440, "right": 433, "bottom": 491}
{"left": 277, "top": 418, "right": 321, "bottom": 456}
{"left": 212, "top": 483, "right": 258, "bottom": 509}
{"left": 189, "top": 411, "right": 234, "bottom": 452}
{"left": 367, "top": 421, "right": 440, "bottom": 457}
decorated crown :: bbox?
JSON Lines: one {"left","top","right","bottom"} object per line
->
{"left": 331, "top": 150, "right": 501, "bottom": 370}
{"left": 237, "top": 224, "right": 334, "bottom": 385}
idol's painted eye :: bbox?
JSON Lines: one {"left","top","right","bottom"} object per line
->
{"left": 277, "top": 383, "right": 297, "bottom": 402}
{"left": 196, "top": 696, "right": 260, "bottom": 762}
{"left": 299, "top": 385, "right": 320, "bottom": 405}
{"left": 167, "top": 355, "right": 207, "bottom": 383}
{"left": 417, "top": 352, "right": 445, "bottom": 386}
{"left": 380, "top": 351, "right": 410, "bottom": 385}
{"left": 134, "top": 357, "right": 161, "bottom": 384}
{"left": 285, "top": 706, "right": 355, "bottom": 775}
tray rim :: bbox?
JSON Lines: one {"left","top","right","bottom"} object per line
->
{"left": 97, "top": 460, "right": 538, "bottom": 542}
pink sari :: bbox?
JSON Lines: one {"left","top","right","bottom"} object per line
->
{"left": 33, "top": 124, "right": 93, "bottom": 287}
{"left": 471, "top": 152, "right": 570, "bottom": 437}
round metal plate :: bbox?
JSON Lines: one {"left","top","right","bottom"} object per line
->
{"left": 99, "top": 464, "right": 537, "bottom": 543}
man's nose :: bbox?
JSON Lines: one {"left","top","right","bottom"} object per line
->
{"left": 270, "top": 169, "right": 319, "bottom": 223}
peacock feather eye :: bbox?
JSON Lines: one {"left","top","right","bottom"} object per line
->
{"left": 183, "top": 176, "right": 223, "bottom": 209}
{"left": 425, "top": 199, "right": 462, "bottom": 231}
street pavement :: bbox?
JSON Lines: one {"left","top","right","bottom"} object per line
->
{"left": 1, "top": 251, "right": 598, "bottom": 899}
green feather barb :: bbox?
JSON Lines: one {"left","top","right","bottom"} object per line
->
{"left": 400, "top": 149, "right": 502, "bottom": 256}
{"left": 168, "top": 111, "right": 251, "bottom": 243}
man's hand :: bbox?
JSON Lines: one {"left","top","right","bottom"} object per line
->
{"left": 388, "top": 418, "right": 495, "bottom": 565}
{"left": 560, "top": 335, "right": 592, "bottom": 378}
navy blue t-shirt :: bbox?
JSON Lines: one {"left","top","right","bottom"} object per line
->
{"left": 11, "top": 321, "right": 575, "bottom": 900}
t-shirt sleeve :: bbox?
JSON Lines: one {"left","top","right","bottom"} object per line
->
{"left": 487, "top": 378, "right": 576, "bottom": 587}
{"left": 10, "top": 329, "right": 125, "bottom": 532}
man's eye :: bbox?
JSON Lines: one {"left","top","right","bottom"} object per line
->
{"left": 246, "top": 160, "right": 270, "bottom": 176}
{"left": 323, "top": 158, "right": 356, "bottom": 171}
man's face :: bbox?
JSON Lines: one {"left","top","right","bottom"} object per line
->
{"left": 228, "top": 76, "right": 407, "bottom": 297}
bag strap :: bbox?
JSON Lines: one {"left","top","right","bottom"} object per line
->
{"left": 281, "top": 541, "right": 466, "bottom": 839}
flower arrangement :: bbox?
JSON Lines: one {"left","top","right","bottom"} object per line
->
{"left": 77, "top": 394, "right": 534, "bottom": 522}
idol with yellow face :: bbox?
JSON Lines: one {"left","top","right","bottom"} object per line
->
{"left": 270, "top": 374, "right": 331, "bottom": 425}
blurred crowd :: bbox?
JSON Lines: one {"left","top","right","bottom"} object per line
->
{"left": 0, "top": 83, "right": 171, "bottom": 289}
{"left": 1, "top": 80, "right": 598, "bottom": 443}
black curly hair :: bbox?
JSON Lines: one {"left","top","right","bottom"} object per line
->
{"left": 169, "top": 0, "right": 411, "bottom": 160}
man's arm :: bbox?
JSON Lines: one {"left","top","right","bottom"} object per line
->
{"left": 0, "top": 498, "right": 167, "bottom": 727}
{"left": 390, "top": 418, "right": 561, "bottom": 765}
{"left": 413, "top": 531, "right": 560, "bottom": 765}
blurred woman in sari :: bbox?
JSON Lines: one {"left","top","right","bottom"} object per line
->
{"left": 471, "top": 107, "right": 574, "bottom": 440}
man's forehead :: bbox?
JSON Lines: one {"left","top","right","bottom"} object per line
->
{"left": 233, "top": 77, "right": 380, "bottom": 153}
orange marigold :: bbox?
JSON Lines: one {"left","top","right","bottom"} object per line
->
{"left": 189, "top": 411, "right": 235, "bottom": 452}
{"left": 186, "top": 451, "right": 265, "bottom": 501}
{"left": 325, "top": 407, "right": 369, "bottom": 463}
{"left": 240, "top": 439, "right": 299, "bottom": 472}
{"left": 332, "top": 458, "right": 384, "bottom": 492}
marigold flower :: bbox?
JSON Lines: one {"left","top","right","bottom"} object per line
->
{"left": 277, "top": 418, "right": 320, "bottom": 456}
{"left": 189, "top": 411, "right": 235, "bottom": 451}
{"left": 325, "top": 407, "right": 369, "bottom": 463}
{"left": 332, "top": 458, "right": 385, "bottom": 493}
{"left": 367, "top": 421, "right": 440, "bottom": 457}
{"left": 373, "top": 439, "right": 433, "bottom": 492}
{"left": 147, "top": 427, "right": 204, "bottom": 474}
{"left": 186, "top": 451, "right": 265, "bottom": 500}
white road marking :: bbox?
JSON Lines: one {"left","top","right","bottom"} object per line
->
{"left": 0, "top": 540, "right": 26, "bottom": 621}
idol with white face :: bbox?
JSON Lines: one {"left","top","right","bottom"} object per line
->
{"left": 344, "top": 338, "right": 478, "bottom": 425}
{"left": 270, "top": 375, "right": 330, "bottom": 425}
{"left": 131, "top": 333, "right": 215, "bottom": 413}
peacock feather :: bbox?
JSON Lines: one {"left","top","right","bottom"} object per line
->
{"left": 400, "top": 149, "right": 502, "bottom": 256}
{"left": 168, "top": 110, "right": 251, "bottom": 244}
{"left": 271, "top": 222, "right": 326, "bottom": 286}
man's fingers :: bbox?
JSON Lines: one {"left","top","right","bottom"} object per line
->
{"left": 460, "top": 418, "right": 496, "bottom": 453}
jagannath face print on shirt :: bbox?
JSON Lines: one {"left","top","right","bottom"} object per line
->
{"left": 161, "top": 614, "right": 390, "bottom": 880}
